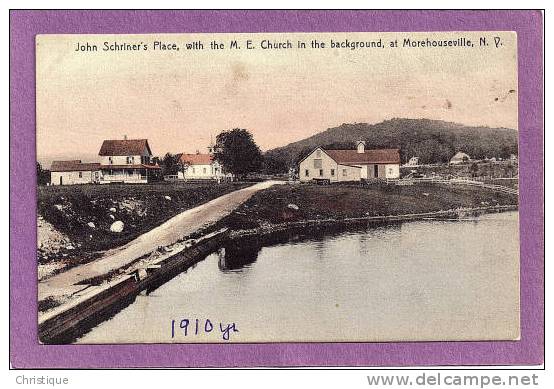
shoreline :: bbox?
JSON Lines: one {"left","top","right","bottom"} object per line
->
{"left": 228, "top": 204, "right": 518, "bottom": 240}
{"left": 37, "top": 203, "right": 517, "bottom": 344}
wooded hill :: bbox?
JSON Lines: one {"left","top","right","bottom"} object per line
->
{"left": 263, "top": 118, "right": 518, "bottom": 172}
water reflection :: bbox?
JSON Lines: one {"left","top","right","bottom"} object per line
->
{"left": 218, "top": 239, "right": 262, "bottom": 272}
{"left": 76, "top": 212, "right": 520, "bottom": 344}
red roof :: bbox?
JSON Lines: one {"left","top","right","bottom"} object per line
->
{"left": 324, "top": 148, "right": 401, "bottom": 165}
{"left": 50, "top": 160, "right": 101, "bottom": 172}
{"left": 177, "top": 153, "right": 214, "bottom": 165}
{"left": 99, "top": 139, "right": 152, "bottom": 156}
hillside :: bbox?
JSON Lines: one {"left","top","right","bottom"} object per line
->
{"left": 264, "top": 118, "right": 518, "bottom": 170}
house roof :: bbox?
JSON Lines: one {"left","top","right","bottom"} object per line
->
{"left": 177, "top": 153, "right": 214, "bottom": 165}
{"left": 50, "top": 160, "right": 101, "bottom": 172}
{"left": 98, "top": 139, "right": 152, "bottom": 156}
{"left": 323, "top": 148, "right": 401, "bottom": 165}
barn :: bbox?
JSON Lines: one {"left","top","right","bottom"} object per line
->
{"left": 298, "top": 141, "right": 401, "bottom": 183}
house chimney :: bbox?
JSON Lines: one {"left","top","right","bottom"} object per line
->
{"left": 357, "top": 141, "right": 366, "bottom": 154}
{"left": 123, "top": 135, "right": 128, "bottom": 140}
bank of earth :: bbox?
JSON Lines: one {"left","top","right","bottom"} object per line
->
{"left": 219, "top": 182, "right": 518, "bottom": 231}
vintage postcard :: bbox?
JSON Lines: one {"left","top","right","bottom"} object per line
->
{"left": 34, "top": 31, "right": 521, "bottom": 345}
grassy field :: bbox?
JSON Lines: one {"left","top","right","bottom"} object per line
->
{"left": 222, "top": 182, "right": 519, "bottom": 230}
{"left": 37, "top": 182, "right": 248, "bottom": 264}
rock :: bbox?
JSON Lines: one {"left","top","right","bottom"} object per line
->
{"left": 164, "top": 195, "right": 172, "bottom": 201}
{"left": 109, "top": 207, "right": 117, "bottom": 213}
{"left": 66, "top": 245, "right": 74, "bottom": 250}
{"left": 108, "top": 214, "right": 115, "bottom": 220}
{"left": 110, "top": 221, "right": 124, "bottom": 233}
{"left": 287, "top": 203, "right": 299, "bottom": 210}
{"left": 422, "top": 193, "right": 430, "bottom": 196}
{"left": 87, "top": 222, "right": 96, "bottom": 229}
{"left": 54, "top": 204, "right": 63, "bottom": 211}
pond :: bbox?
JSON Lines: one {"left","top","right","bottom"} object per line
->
{"left": 77, "top": 211, "right": 519, "bottom": 343}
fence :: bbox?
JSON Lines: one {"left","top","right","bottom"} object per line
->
{"left": 389, "top": 177, "right": 518, "bottom": 195}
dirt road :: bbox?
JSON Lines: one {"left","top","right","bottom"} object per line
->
{"left": 39, "top": 181, "right": 282, "bottom": 301}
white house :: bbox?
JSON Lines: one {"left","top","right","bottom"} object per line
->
{"left": 298, "top": 141, "right": 401, "bottom": 182}
{"left": 98, "top": 138, "right": 161, "bottom": 184}
{"left": 450, "top": 151, "right": 471, "bottom": 165}
{"left": 176, "top": 152, "right": 231, "bottom": 181}
{"left": 405, "top": 156, "right": 420, "bottom": 166}
{"left": 50, "top": 160, "right": 101, "bottom": 185}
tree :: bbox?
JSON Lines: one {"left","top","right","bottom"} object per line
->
{"left": 161, "top": 153, "right": 179, "bottom": 176}
{"left": 213, "top": 129, "right": 263, "bottom": 179}
{"left": 177, "top": 160, "right": 190, "bottom": 179}
{"left": 262, "top": 153, "right": 288, "bottom": 175}
{"left": 294, "top": 146, "right": 315, "bottom": 166}
{"left": 37, "top": 162, "right": 50, "bottom": 185}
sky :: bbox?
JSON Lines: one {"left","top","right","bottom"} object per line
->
{"left": 36, "top": 32, "right": 517, "bottom": 165}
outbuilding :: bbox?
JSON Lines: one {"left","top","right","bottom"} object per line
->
{"left": 450, "top": 151, "right": 471, "bottom": 164}
{"left": 50, "top": 160, "right": 101, "bottom": 185}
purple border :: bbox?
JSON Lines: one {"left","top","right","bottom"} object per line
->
{"left": 10, "top": 10, "right": 544, "bottom": 368}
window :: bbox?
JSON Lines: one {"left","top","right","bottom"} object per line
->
{"left": 305, "top": 169, "right": 309, "bottom": 177}
{"left": 192, "top": 167, "right": 196, "bottom": 174}
{"left": 109, "top": 157, "right": 113, "bottom": 164}
{"left": 78, "top": 172, "right": 83, "bottom": 178}
{"left": 330, "top": 169, "right": 335, "bottom": 176}
{"left": 313, "top": 159, "right": 322, "bottom": 169}
{"left": 342, "top": 169, "right": 347, "bottom": 176}
{"left": 203, "top": 167, "right": 207, "bottom": 174}
{"left": 315, "top": 149, "right": 321, "bottom": 157}
{"left": 388, "top": 168, "right": 393, "bottom": 175}
{"left": 319, "top": 169, "right": 323, "bottom": 176}
{"left": 126, "top": 156, "right": 134, "bottom": 164}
